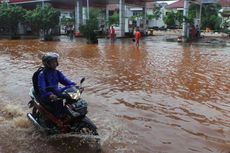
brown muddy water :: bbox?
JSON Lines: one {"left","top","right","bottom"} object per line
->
{"left": 0, "top": 36, "right": 229, "bottom": 153}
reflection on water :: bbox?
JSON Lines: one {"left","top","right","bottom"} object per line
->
{"left": 0, "top": 37, "right": 229, "bottom": 153}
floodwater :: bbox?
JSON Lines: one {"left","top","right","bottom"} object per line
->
{"left": 0, "top": 36, "right": 229, "bottom": 153}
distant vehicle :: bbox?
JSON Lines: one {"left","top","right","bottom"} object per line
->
{"left": 111, "top": 24, "right": 121, "bottom": 36}
{"left": 111, "top": 19, "right": 130, "bottom": 37}
{"left": 111, "top": 20, "right": 148, "bottom": 37}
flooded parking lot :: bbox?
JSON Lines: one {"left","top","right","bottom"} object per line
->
{"left": 0, "top": 36, "right": 229, "bottom": 153}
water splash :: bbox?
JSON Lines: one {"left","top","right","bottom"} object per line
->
{"left": 0, "top": 104, "right": 30, "bottom": 128}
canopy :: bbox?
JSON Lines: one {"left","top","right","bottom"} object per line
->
{"left": 2, "top": 0, "right": 154, "bottom": 6}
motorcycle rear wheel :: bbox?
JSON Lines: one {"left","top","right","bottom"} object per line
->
{"left": 32, "top": 107, "right": 40, "bottom": 120}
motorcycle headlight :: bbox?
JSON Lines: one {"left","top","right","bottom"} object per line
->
{"left": 68, "top": 90, "right": 81, "bottom": 100}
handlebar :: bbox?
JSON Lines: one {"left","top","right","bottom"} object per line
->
{"left": 49, "top": 77, "right": 85, "bottom": 102}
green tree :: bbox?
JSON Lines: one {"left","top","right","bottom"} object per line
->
{"left": 152, "top": 4, "right": 162, "bottom": 20}
{"left": 108, "top": 12, "right": 119, "bottom": 26}
{"left": 24, "top": 4, "right": 60, "bottom": 40}
{"left": 60, "top": 16, "right": 74, "bottom": 26}
{"left": 146, "top": 4, "right": 162, "bottom": 22}
{"left": 175, "top": 11, "right": 184, "bottom": 28}
{"left": 221, "top": 17, "right": 230, "bottom": 29}
{"left": 129, "top": 12, "right": 144, "bottom": 21}
{"left": 163, "top": 11, "right": 176, "bottom": 27}
{"left": 188, "top": 4, "right": 197, "bottom": 23}
{"left": 221, "top": 17, "right": 230, "bottom": 35}
{"left": 0, "top": 3, "right": 26, "bottom": 37}
{"left": 200, "top": 4, "right": 222, "bottom": 30}
{"left": 79, "top": 8, "right": 99, "bottom": 44}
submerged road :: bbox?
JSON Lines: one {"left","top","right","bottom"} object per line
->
{"left": 0, "top": 37, "right": 229, "bottom": 153}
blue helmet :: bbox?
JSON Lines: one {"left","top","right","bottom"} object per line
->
{"left": 42, "top": 52, "right": 59, "bottom": 67}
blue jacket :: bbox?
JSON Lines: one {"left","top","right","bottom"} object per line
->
{"left": 38, "top": 68, "right": 75, "bottom": 100}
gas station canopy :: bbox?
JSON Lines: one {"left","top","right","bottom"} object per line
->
{"left": 0, "top": 0, "right": 156, "bottom": 10}
{"left": 3, "top": 0, "right": 154, "bottom": 7}
{"left": 79, "top": 0, "right": 154, "bottom": 6}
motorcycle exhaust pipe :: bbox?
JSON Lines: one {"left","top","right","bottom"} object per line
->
{"left": 27, "top": 113, "right": 45, "bottom": 132}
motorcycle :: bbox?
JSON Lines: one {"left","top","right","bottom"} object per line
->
{"left": 27, "top": 77, "right": 98, "bottom": 135}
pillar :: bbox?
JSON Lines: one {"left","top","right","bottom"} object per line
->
{"left": 75, "top": 0, "right": 83, "bottom": 32}
{"left": 106, "top": 5, "right": 109, "bottom": 28}
{"left": 182, "top": 0, "right": 189, "bottom": 39}
{"left": 143, "top": 2, "right": 147, "bottom": 35}
{"left": 119, "top": 0, "right": 125, "bottom": 37}
{"left": 198, "top": 2, "right": 202, "bottom": 28}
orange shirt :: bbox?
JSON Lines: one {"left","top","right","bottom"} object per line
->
{"left": 135, "top": 31, "right": 141, "bottom": 40}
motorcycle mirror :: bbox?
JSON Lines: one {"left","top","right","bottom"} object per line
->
{"left": 80, "top": 77, "right": 85, "bottom": 84}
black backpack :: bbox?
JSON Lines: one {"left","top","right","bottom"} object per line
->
{"left": 32, "top": 67, "right": 61, "bottom": 96}
{"left": 32, "top": 67, "right": 46, "bottom": 96}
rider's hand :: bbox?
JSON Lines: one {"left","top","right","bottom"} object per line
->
{"left": 49, "top": 94, "right": 58, "bottom": 101}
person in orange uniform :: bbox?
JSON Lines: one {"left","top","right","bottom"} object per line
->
{"left": 135, "top": 27, "right": 141, "bottom": 47}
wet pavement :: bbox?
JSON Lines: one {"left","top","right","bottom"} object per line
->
{"left": 0, "top": 36, "right": 229, "bottom": 153}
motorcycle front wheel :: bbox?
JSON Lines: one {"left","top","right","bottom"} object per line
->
{"left": 74, "top": 117, "right": 98, "bottom": 135}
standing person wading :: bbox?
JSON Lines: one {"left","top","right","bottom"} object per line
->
{"left": 135, "top": 27, "right": 141, "bottom": 47}
{"left": 110, "top": 26, "right": 116, "bottom": 42}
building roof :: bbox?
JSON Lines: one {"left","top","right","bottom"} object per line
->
{"left": 219, "top": 0, "right": 230, "bottom": 7}
{"left": 166, "top": 0, "right": 184, "bottom": 9}
{"left": 166, "top": 0, "right": 230, "bottom": 9}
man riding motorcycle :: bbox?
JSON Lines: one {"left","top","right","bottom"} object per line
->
{"left": 38, "top": 52, "right": 76, "bottom": 117}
